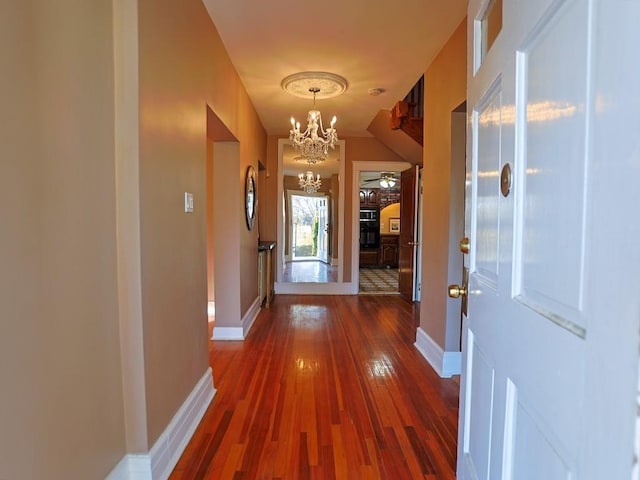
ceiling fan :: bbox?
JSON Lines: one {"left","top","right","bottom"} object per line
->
{"left": 361, "top": 172, "right": 400, "bottom": 189}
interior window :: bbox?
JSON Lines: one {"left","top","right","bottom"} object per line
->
{"left": 476, "top": 0, "right": 503, "bottom": 71}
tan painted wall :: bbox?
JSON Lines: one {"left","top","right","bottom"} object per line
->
{"left": 138, "top": 0, "right": 266, "bottom": 445}
{"left": 0, "top": 2, "right": 126, "bottom": 478}
{"left": 258, "top": 136, "right": 280, "bottom": 244}
{"left": 420, "top": 19, "right": 467, "bottom": 347}
{"left": 211, "top": 142, "right": 242, "bottom": 327}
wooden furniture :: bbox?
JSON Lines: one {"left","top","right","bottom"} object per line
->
{"left": 359, "top": 248, "right": 379, "bottom": 266}
{"left": 360, "top": 187, "right": 400, "bottom": 210}
{"left": 359, "top": 188, "right": 379, "bottom": 207}
{"left": 359, "top": 235, "right": 399, "bottom": 267}
{"left": 258, "top": 241, "right": 275, "bottom": 307}
{"left": 380, "top": 234, "right": 399, "bottom": 266}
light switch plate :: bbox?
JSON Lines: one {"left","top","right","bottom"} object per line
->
{"left": 184, "top": 192, "right": 194, "bottom": 213}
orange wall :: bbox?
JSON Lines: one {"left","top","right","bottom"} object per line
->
{"left": 420, "top": 19, "right": 467, "bottom": 347}
{"left": 0, "top": 2, "right": 126, "bottom": 478}
{"left": 138, "top": 0, "right": 266, "bottom": 445}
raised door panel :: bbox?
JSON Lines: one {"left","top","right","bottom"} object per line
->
{"left": 380, "top": 235, "right": 398, "bottom": 266}
{"left": 459, "top": 1, "right": 639, "bottom": 479}
{"left": 380, "top": 246, "right": 398, "bottom": 266}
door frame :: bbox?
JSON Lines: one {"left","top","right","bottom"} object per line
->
{"left": 275, "top": 138, "right": 349, "bottom": 295}
{"left": 414, "top": 168, "right": 423, "bottom": 301}
{"left": 286, "top": 190, "right": 329, "bottom": 262}
{"left": 351, "top": 161, "right": 411, "bottom": 295}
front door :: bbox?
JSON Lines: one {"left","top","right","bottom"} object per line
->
{"left": 457, "top": 1, "right": 640, "bottom": 479}
{"left": 317, "top": 196, "right": 329, "bottom": 263}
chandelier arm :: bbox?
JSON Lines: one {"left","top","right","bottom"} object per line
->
{"left": 289, "top": 87, "right": 338, "bottom": 159}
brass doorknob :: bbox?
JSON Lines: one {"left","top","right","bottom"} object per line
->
{"left": 459, "top": 237, "right": 470, "bottom": 254}
{"left": 448, "top": 284, "right": 467, "bottom": 298}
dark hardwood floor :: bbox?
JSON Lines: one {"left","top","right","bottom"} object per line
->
{"left": 171, "top": 295, "right": 459, "bottom": 479}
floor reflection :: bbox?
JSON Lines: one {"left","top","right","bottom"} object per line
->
{"left": 282, "top": 260, "right": 338, "bottom": 283}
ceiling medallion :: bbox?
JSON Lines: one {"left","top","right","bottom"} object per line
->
{"left": 283, "top": 72, "right": 347, "bottom": 162}
{"left": 293, "top": 155, "right": 325, "bottom": 165}
{"left": 281, "top": 72, "right": 348, "bottom": 99}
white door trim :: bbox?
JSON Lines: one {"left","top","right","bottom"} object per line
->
{"left": 351, "top": 160, "right": 411, "bottom": 291}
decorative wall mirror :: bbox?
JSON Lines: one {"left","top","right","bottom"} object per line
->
{"left": 245, "top": 165, "right": 257, "bottom": 230}
{"left": 276, "top": 138, "right": 351, "bottom": 294}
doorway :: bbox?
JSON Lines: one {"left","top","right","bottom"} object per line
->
{"left": 206, "top": 107, "right": 239, "bottom": 339}
{"left": 276, "top": 139, "right": 348, "bottom": 294}
{"left": 351, "top": 161, "right": 411, "bottom": 296}
{"left": 358, "top": 170, "right": 401, "bottom": 294}
{"left": 283, "top": 192, "right": 337, "bottom": 282}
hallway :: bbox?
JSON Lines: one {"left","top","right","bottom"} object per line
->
{"left": 171, "top": 295, "right": 459, "bottom": 479}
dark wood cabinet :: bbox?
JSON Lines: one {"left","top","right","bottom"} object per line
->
{"left": 359, "top": 235, "right": 399, "bottom": 267}
{"left": 380, "top": 235, "right": 399, "bottom": 266}
{"left": 359, "top": 248, "right": 379, "bottom": 266}
{"left": 359, "top": 188, "right": 379, "bottom": 207}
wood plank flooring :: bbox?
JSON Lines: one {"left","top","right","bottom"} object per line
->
{"left": 171, "top": 295, "right": 459, "bottom": 479}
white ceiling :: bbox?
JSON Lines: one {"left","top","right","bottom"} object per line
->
{"left": 203, "top": 0, "right": 467, "bottom": 138}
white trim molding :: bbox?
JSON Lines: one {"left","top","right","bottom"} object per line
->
{"left": 276, "top": 138, "right": 347, "bottom": 291}
{"left": 350, "top": 160, "right": 411, "bottom": 288}
{"left": 275, "top": 281, "right": 357, "bottom": 295}
{"left": 107, "top": 368, "right": 216, "bottom": 480}
{"left": 414, "top": 327, "right": 461, "bottom": 378}
{"left": 212, "top": 297, "right": 261, "bottom": 340}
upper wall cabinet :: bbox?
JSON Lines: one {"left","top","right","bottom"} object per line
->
{"left": 359, "top": 188, "right": 379, "bottom": 208}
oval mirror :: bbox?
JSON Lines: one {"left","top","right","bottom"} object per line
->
{"left": 245, "top": 165, "right": 257, "bottom": 230}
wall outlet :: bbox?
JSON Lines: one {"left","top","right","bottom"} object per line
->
{"left": 184, "top": 192, "right": 194, "bottom": 213}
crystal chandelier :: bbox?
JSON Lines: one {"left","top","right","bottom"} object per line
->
{"left": 298, "top": 171, "right": 322, "bottom": 193}
{"left": 289, "top": 87, "right": 338, "bottom": 160}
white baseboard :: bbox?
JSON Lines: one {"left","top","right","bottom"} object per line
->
{"left": 212, "top": 297, "right": 261, "bottom": 341}
{"left": 212, "top": 326, "right": 244, "bottom": 340}
{"left": 107, "top": 368, "right": 216, "bottom": 480}
{"left": 106, "top": 456, "right": 145, "bottom": 480}
{"left": 414, "top": 327, "right": 461, "bottom": 378}
{"left": 241, "top": 297, "right": 261, "bottom": 337}
{"left": 274, "top": 281, "right": 356, "bottom": 295}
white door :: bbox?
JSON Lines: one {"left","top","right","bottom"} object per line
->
{"left": 317, "top": 196, "right": 329, "bottom": 263}
{"left": 457, "top": 1, "right": 640, "bottom": 479}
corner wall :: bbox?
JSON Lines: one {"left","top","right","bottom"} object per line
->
{"left": 419, "top": 20, "right": 467, "bottom": 350}
{"left": 138, "top": 0, "right": 266, "bottom": 445}
{"left": 0, "top": 2, "right": 126, "bottom": 478}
